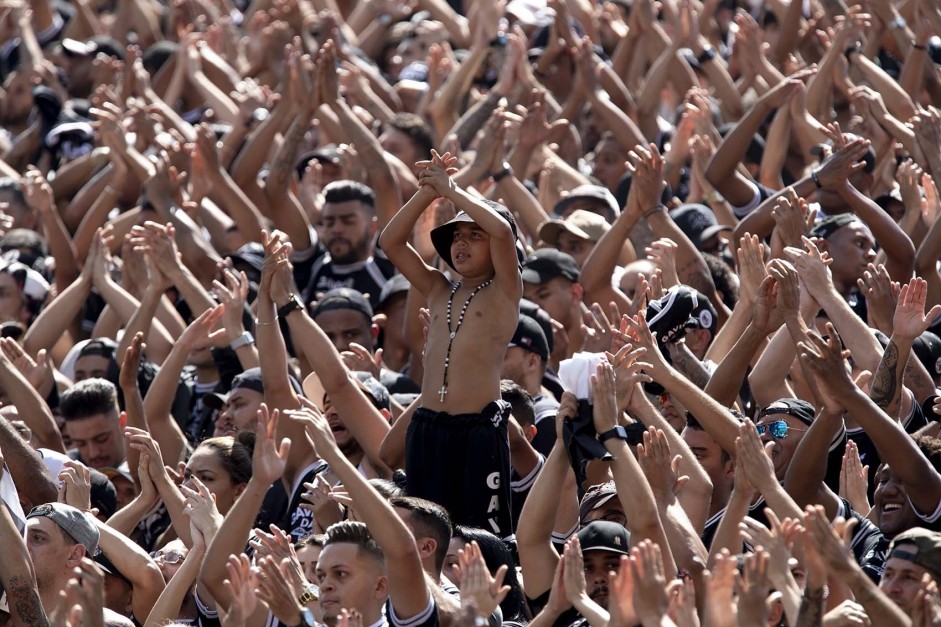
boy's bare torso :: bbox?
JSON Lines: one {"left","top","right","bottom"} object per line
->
{"left": 421, "top": 279, "right": 517, "bottom": 415}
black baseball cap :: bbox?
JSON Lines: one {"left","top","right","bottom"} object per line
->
{"left": 519, "top": 299, "right": 554, "bottom": 354}
{"left": 756, "top": 398, "right": 816, "bottom": 426}
{"left": 311, "top": 288, "right": 374, "bottom": 324}
{"left": 521, "top": 249, "right": 580, "bottom": 285}
{"left": 810, "top": 213, "right": 861, "bottom": 240}
{"left": 646, "top": 285, "right": 717, "bottom": 344}
{"left": 295, "top": 145, "right": 341, "bottom": 179}
{"left": 353, "top": 371, "right": 391, "bottom": 411}
{"left": 913, "top": 331, "right": 941, "bottom": 380}
{"left": 508, "top": 315, "right": 550, "bottom": 361}
{"left": 669, "top": 204, "right": 731, "bottom": 249}
{"left": 577, "top": 520, "right": 630, "bottom": 555}
{"left": 376, "top": 274, "right": 410, "bottom": 311}
{"left": 230, "top": 368, "right": 264, "bottom": 394}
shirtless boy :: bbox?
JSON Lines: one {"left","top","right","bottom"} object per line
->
{"left": 379, "top": 150, "right": 522, "bottom": 538}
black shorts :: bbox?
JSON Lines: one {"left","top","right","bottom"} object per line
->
{"left": 406, "top": 400, "right": 514, "bottom": 538}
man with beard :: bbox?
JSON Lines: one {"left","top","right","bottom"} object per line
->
{"left": 303, "top": 181, "right": 396, "bottom": 306}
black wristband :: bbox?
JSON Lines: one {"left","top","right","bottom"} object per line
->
{"left": 277, "top": 295, "right": 304, "bottom": 319}
{"left": 696, "top": 46, "right": 716, "bottom": 64}
{"left": 598, "top": 426, "right": 629, "bottom": 443}
{"left": 844, "top": 44, "right": 860, "bottom": 60}
{"left": 491, "top": 163, "right": 514, "bottom": 182}
{"left": 811, "top": 169, "right": 823, "bottom": 189}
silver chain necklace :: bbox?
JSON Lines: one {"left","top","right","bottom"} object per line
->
{"left": 438, "top": 279, "right": 493, "bottom": 402}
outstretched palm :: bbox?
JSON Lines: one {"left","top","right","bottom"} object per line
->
{"left": 893, "top": 278, "right": 941, "bottom": 341}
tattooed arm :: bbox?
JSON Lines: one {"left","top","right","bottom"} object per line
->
{"left": 796, "top": 589, "right": 825, "bottom": 627}
{"left": 666, "top": 342, "right": 711, "bottom": 389}
{"left": 868, "top": 338, "right": 906, "bottom": 420}
{"left": 0, "top": 481, "right": 48, "bottom": 627}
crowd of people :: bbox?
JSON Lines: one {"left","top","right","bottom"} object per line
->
{"left": 1, "top": 0, "right": 941, "bottom": 625}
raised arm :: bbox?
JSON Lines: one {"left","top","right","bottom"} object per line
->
{"left": 517, "top": 394, "right": 576, "bottom": 598}
{"left": 378, "top": 180, "right": 447, "bottom": 296}
{"left": 0, "top": 457, "right": 47, "bottom": 627}
{"left": 798, "top": 324, "right": 941, "bottom": 517}
{"left": 592, "top": 362, "right": 675, "bottom": 576}
{"left": 320, "top": 42, "right": 401, "bottom": 229}
{"left": 200, "top": 405, "right": 290, "bottom": 608}
{"left": 0, "top": 416, "right": 57, "bottom": 510}
{"left": 300, "top": 405, "right": 431, "bottom": 619}
{"left": 623, "top": 314, "right": 741, "bottom": 456}
{"left": 94, "top": 517, "right": 166, "bottom": 623}
{"left": 0, "top": 342, "right": 62, "bottom": 452}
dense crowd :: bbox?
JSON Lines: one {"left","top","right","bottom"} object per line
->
{"left": 1, "top": 0, "right": 941, "bottom": 625}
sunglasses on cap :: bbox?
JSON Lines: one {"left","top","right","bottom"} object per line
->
{"left": 755, "top": 420, "right": 807, "bottom": 440}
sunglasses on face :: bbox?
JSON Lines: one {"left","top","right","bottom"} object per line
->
{"left": 150, "top": 550, "right": 185, "bottom": 565}
{"left": 755, "top": 420, "right": 807, "bottom": 439}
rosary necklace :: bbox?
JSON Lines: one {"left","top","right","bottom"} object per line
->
{"left": 439, "top": 279, "right": 493, "bottom": 402}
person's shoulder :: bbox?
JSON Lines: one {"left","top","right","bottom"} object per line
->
{"left": 386, "top": 596, "right": 438, "bottom": 627}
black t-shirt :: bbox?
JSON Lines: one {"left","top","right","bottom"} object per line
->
{"left": 836, "top": 498, "right": 889, "bottom": 582}
{"left": 303, "top": 253, "right": 397, "bottom": 306}
{"left": 256, "top": 460, "right": 329, "bottom": 542}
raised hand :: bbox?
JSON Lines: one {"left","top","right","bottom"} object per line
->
{"left": 637, "top": 427, "right": 686, "bottom": 502}
{"left": 735, "top": 420, "right": 778, "bottom": 494}
{"left": 736, "top": 547, "right": 772, "bottom": 625}
{"left": 605, "top": 341, "right": 652, "bottom": 412}
{"left": 646, "top": 239, "right": 680, "bottom": 289}
{"left": 590, "top": 361, "right": 619, "bottom": 434}
{"left": 784, "top": 236, "right": 834, "bottom": 299}
{"left": 459, "top": 541, "right": 510, "bottom": 618}
{"left": 213, "top": 266, "right": 250, "bottom": 342}
{"left": 797, "top": 323, "right": 859, "bottom": 401}
{"left": 630, "top": 540, "right": 669, "bottom": 624}
{"left": 736, "top": 234, "right": 768, "bottom": 306}
{"left": 223, "top": 554, "right": 258, "bottom": 625}
{"left": 858, "top": 263, "right": 900, "bottom": 335}
{"left": 625, "top": 143, "right": 665, "bottom": 213}
{"left": 252, "top": 404, "right": 291, "bottom": 485}
{"left": 58, "top": 461, "right": 93, "bottom": 513}
{"left": 839, "top": 440, "right": 871, "bottom": 516}
{"left": 893, "top": 277, "right": 941, "bottom": 341}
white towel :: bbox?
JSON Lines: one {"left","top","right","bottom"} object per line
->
{"left": 559, "top": 352, "right": 608, "bottom": 402}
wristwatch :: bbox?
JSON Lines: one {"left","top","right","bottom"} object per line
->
{"left": 298, "top": 582, "right": 319, "bottom": 605}
{"left": 491, "top": 163, "right": 514, "bottom": 182}
{"left": 598, "top": 426, "right": 629, "bottom": 443}
{"left": 229, "top": 331, "right": 254, "bottom": 350}
{"left": 277, "top": 294, "right": 305, "bottom": 319}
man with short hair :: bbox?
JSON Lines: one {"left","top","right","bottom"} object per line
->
{"left": 501, "top": 316, "right": 559, "bottom": 455}
{"left": 59, "top": 378, "right": 125, "bottom": 470}
{"left": 881, "top": 527, "right": 941, "bottom": 616}
{"left": 304, "top": 181, "right": 396, "bottom": 305}
{"left": 522, "top": 250, "right": 586, "bottom": 360}
{"left": 25, "top": 502, "right": 134, "bottom": 626}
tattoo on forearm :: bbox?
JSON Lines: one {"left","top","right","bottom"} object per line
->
{"left": 7, "top": 577, "right": 48, "bottom": 627}
{"left": 870, "top": 340, "right": 900, "bottom": 410}
{"left": 671, "top": 348, "right": 711, "bottom": 389}
{"left": 796, "top": 593, "right": 824, "bottom": 627}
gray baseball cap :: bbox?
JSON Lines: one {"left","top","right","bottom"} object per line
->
{"left": 27, "top": 502, "right": 100, "bottom": 555}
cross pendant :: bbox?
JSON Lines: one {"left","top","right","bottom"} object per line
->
{"left": 438, "top": 386, "right": 448, "bottom": 402}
